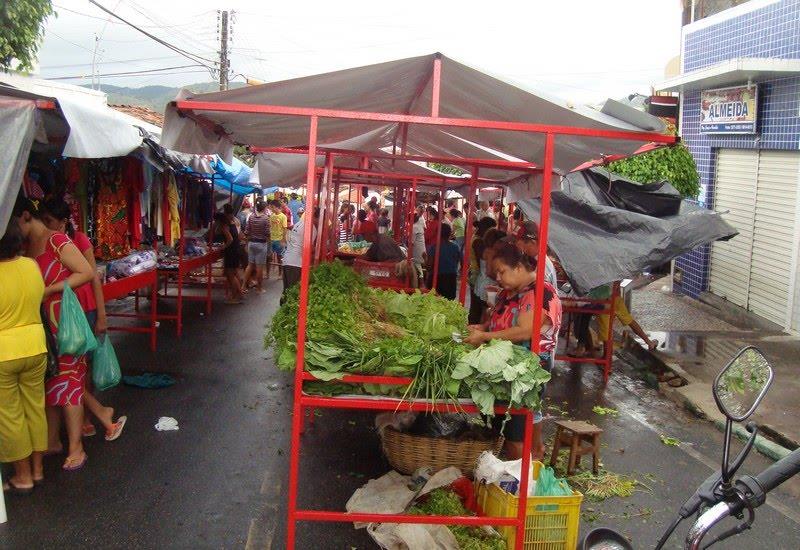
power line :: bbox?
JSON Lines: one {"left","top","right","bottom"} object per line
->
{"left": 46, "top": 64, "right": 204, "bottom": 80}
{"left": 41, "top": 54, "right": 214, "bottom": 70}
{"left": 53, "top": 3, "right": 212, "bottom": 29}
{"left": 47, "top": 69, "right": 210, "bottom": 81}
{"left": 87, "top": 0, "right": 218, "bottom": 72}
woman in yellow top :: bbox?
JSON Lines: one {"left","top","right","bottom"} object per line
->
{"left": 0, "top": 222, "right": 48, "bottom": 495}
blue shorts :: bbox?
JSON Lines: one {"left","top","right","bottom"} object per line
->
{"left": 271, "top": 240, "right": 285, "bottom": 257}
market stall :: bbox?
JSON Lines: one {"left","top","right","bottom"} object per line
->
{"left": 161, "top": 52, "right": 676, "bottom": 549}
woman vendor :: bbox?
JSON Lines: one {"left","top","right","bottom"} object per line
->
{"left": 464, "top": 241, "right": 562, "bottom": 460}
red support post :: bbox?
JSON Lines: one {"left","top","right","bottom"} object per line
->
{"left": 407, "top": 178, "right": 417, "bottom": 288}
{"left": 458, "top": 171, "right": 478, "bottom": 304}
{"left": 177, "top": 176, "right": 188, "bottom": 338}
{"left": 604, "top": 282, "right": 619, "bottom": 383}
{"left": 286, "top": 116, "right": 319, "bottom": 550}
{"left": 531, "top": 134, "right": 554, "bottom": 353}
{"left": 431, "top": 55, "right": 442, "bottom": 118}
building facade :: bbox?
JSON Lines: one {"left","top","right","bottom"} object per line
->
{"left": 660, "top": 0, "right": 800, "bottom": 331}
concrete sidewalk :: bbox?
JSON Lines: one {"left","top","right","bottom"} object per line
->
{"left": 625, "top": 279, "right": 800, "bottom": 451}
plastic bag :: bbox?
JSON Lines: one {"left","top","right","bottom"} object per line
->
{"left": 534, "top": 466, "right": 572, "bottom": 497}
{"left": 56, "top": 284, "right": 98, "bottom": 356}
{"left": 92, "top": 334, "right": 121, "bottom": 391}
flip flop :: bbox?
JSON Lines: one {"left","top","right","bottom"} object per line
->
{"left": 3, "top": 479, "right": 34, "bottom": 496}
{"left": 83, "top": 424, "right": 97, "bottom": 437}
{"left": 63, "top": 453, "right": 88, "bottom": 471}
{"left": 105, "top": 416, "right": 127, "bottom": 441}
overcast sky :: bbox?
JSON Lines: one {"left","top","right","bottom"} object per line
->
{"left": 36, "top": 0, "right": 683, "bottom": 104}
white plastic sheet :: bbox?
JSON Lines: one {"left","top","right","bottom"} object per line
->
{"left": 0, "top": 96, "right": 37, "bottom": 233}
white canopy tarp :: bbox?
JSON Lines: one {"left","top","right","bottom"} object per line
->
{"left": 0, "top": 96, "right": 38, "bottom": 233}
{"left": 0, "top": 73, "right": 144, "bottom": 159}
{"left": 162, "top": 53, "right": 666, "bottom": 182}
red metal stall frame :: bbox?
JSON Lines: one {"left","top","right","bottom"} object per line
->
{"left": 102, "top": 270, "right": 158, "bottom": 351}
{"left": 175, "top": 75, "right": 676, "bottom": 548}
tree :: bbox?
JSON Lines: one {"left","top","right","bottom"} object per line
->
{"left": 1, "top": 0, "right": 55, "bottom": 72}
{"left": 607, "top": 143, "right": 701, "bottom": 199}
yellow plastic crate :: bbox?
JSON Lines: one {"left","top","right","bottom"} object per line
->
{"left": 475, "top": 461, "right": 583, "bottom": 550}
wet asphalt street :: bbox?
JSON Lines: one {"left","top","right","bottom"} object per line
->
{"left": 1, "top": 278, "right": 798, "bottom": 549}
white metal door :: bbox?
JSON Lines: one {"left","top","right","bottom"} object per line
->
{"left": 709, "top": 149, "right": 758, "bottom": 309}
{"left": 748, "top": 151, "right": 799, "bottom": 326}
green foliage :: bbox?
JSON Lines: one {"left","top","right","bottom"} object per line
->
{"left": 1, "top": 0, "right": 55, "bottom": 72}
{"left": 409, "top": 488, "right": 506, "bottom": 550}
{"left": 233, "top": 145, "right": 255, "bottom": 167}
{"left": 608, "top": 144, "right": 700, "bottom": 199}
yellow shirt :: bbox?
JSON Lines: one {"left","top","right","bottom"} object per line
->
{"left": 270, "top": 212, "right": 288, "bottom": 242}
{"left": 0, "top": 257, "right": 47, "bottom": 362}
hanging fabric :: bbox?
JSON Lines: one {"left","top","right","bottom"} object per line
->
{"left": 167, "top": 172, "right": 181, "bottom": 247}
{"left": 94, "top": 159, "right": 131, "bottom": 260}
{"left": 122, "top": 157, "right": 144, "bottom": 248}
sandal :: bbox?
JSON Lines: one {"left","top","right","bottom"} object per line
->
{"left": 105, "top": 416, "right": 127, "bottom": 442}
{"left": 83, "top": 423, "right": 97, "bottom": 437}
{"left": 63, "top": 452, "right": 88, "bottom": 471}
{"left": 3, "top": 478, "right": 34, "bottom": 496}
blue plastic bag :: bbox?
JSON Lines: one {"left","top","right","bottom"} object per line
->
{"left": 92, "top": 334, "right": 122, "bottom": 391}
{"left": 56, "top": 284, "right": 98, "bottom": 356}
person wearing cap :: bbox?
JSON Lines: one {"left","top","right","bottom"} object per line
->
{"left": 515, "top": 220, "right": 558, "bottom": 289}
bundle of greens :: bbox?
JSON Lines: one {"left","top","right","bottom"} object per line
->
{"left": 451, "top": 340, "right": 552, "bottom": 416}
{"left": 408, "top": 488, "right": 506, "bottom": 550}
{"left": 265, "top": 261, "right": 551, "bottom": 419}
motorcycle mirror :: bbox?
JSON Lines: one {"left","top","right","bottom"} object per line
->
{"left": 713, "top": 346, "right": 773, "bottom": 422}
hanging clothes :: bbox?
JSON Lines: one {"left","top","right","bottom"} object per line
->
{"left": 94, "top": 159, "right": 131, "bottom": 260}
{"left": 167, "top": 173, "right": 181, "bottom": 247}
{"left": 122, "top": 157, "right": 144, "bottom": 248}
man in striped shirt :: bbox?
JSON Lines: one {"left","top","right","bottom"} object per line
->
{"left": 243, "top": 200, "right": 271, "bottom": 293}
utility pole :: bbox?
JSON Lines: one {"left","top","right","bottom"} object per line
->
{"left": 218, "top": 10, "right": 230, "bottom": 91}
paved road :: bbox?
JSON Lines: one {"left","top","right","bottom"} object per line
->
{"left": 2, "top": 279, "right": 798, "bottom": 549}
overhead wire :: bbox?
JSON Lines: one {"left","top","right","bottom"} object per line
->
{"left": 87, "top": 0, "right": 219, "bottom": 74}
{"left": 46, "top": 64, "right": 208, "bottom": 80}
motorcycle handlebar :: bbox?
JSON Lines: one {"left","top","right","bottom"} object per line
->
{"left": 755, "top": 448, "right": 800, "bottom": 493}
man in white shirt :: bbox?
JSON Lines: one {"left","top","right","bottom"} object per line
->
{"left": 281, "top": 207, "right": 318, "bottom": 303}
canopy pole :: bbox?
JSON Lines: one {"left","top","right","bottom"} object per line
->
{"left": 407, "top": 178, "right": 418, "bottom": 288}
{"left": 392, "top": 185, "right": 401, "bottom": 241}
{"left": 531, "top": 134, "right": 554, "bottom": 353}
{"left": 431, "top": 55, "right": 442, "bottom": 117}
{"left": 458, "top": 169, "right": 478, "bottom": 304}
{"left": 330, "top": 166, "right": 341, "bottom": 260}
{"left": 287, "top": 115, "right": 319, "bottom": 550}
{"left": 315, "top": 156, "right": 331, "bottom": 264}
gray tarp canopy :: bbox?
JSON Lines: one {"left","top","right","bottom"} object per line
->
{"left": 517, "top": 168, "right": 738, "bottom": 295}
{"left": 161, "top": 53, "right": 667, "bottom": 187}
{"left": 0, "top": 95, "right": 38, "bottom": 233}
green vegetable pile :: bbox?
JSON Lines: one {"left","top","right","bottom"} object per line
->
{"left": 265, "top": 261, "right": 551, "bottom": 417}
{"left": 409, "top": 488, "right": 506, "bottom": 550}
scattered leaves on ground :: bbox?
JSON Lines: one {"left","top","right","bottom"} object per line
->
{"left": 592, "top": 406, "right": 619, "bottom": 416}
{"left": 660, "top": 435, "right": 680, "bottom": 447}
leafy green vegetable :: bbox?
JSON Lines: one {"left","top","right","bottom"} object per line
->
{"left": 409, "top": 488, "right": 506, "bottom": 550}
{"left": 608, "top": 143, "right": 700, "bottom": 199}
{"left": 592, "top": 406, "right": 619, "bottom": 416}
{"left": 659, "top": 435, "right": 680, "bottom": 447}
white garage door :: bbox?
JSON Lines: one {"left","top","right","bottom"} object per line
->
{"left": 709, "top": 149, "right": 800, "bottom": 329}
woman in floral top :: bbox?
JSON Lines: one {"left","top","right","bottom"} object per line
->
{"left": 465, "top": 242, "right": 561, "bottom": 459}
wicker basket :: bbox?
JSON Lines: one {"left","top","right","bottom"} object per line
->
{"left": 380, "top": 426, "right": 503, "bottom": 477}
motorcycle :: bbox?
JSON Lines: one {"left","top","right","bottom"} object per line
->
{"left": 581, "top": 345, "right": 800, "bottom": 549}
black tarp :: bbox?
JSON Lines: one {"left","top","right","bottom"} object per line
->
{"left": 517, "top": 168, "right": 737, "bottom": 294}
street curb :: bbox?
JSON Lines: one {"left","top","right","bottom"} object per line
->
{"left": 618, "top": 341, "right": 796, "bottom": 461}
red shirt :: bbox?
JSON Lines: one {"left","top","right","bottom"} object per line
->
{"left": 424, "top": 219, "right": 440, "bottom": 248}
{"left": 282, "top": 205, "right": 294, "bottom": 229}
{"left": 355, "top": 220, "right": 378, "bottom": 242}
{"left": 488, "top": 281, "right": 561, "bottom": 353}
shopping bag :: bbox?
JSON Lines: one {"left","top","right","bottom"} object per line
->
{"left": 56, "top": 284, "right": 98, "bottom": 356}
{"left": 92, "top": 334, "right": 122, "bottom": 391}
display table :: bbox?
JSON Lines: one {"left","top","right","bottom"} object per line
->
{"left": 102, "top": 269, "right": 158, "bottom": 351}
{"left": 156, "top": 247, "right": 224, "bottom": 337}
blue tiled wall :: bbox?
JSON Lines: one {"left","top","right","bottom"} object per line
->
{"left": 676, "top": 0, "right": 800, "bottom": 297}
